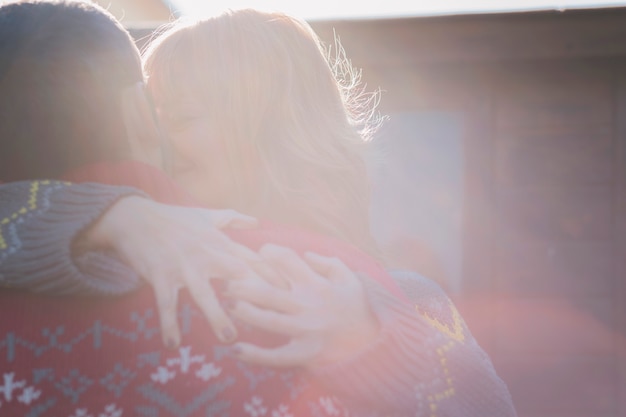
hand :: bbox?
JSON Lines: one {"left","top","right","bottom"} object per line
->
{"left": 81, "top": 196, "right": 261, "bottom": 348}
{"left": 224, "top": 244, "right": 380, "bottom": 369}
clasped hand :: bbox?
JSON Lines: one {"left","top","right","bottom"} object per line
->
{"left": 224, "top": 244, "right": 381, "bottom": 369}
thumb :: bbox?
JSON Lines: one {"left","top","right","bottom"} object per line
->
{"left": 209, "top": 209, "right": 258, "bottom": 229}
{"left": 304, "top": 252, "right": 352, "bottom": 282}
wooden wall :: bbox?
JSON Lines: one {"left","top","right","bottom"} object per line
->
{"left": 131, "top": 8, "right": 626, "bottom": 416}
{"left": 311, "top": 8, "right": 626, "bottom": 417}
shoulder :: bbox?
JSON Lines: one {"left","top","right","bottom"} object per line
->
{"left": 387, "top": 269, "right": 460, "bottom": 320}
{"left": 388, "top": 269, "right": 448, "bottom": 298}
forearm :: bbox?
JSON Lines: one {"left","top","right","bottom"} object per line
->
{"left": 312, "top": 270, "right": 517, "bottom": 417}
{"left": 0, "top": 180, "right": 144, "bottom": 295}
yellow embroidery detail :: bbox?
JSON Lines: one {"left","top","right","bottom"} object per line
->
{"left": 427, "top": 340, "right": 457, "bottom": 417}
{"left": 418, "top": 301, "right": 466, "bottom": 343}
{"left": 0, "top": 181, "right": 43, "bottom": 250}
{"left": 416, "top": 299, "right": 465, "bottom": 416}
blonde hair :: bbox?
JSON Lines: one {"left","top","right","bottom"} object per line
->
{"left": 143, "top": 9, "right": 385, "bottom": 258}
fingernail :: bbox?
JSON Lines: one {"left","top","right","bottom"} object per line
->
{"left": 214, "top": 279, "right": 229, "bottom": 292}
{"left": 230, "top": 345, "right": 242, "bottom": 356}
{"left": 165, "top": 337, "right": 179, "bottom": 350}
{"left": 221, "top": 298, "right": 236, "bottom": 310}
{"left": 221, "top": 327, "right": 236, "bottom": 343}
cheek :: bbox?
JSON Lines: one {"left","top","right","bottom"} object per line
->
{"left": 168, "top": 126, "right": 209, "bottom": 160}
{"left": 167, "top": 127, "right": 235, "bottom": 206}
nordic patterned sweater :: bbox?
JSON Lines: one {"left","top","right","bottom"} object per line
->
{"left": 0, "top": 179, "right": 517, "bottom": 417}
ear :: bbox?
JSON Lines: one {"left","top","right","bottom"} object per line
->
{"left": 120, "top": 82, "right": 166, "bottom": 168}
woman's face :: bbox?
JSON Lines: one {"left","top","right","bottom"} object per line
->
{"left": 158, "top": 98, "right": 237, "bottom": 208}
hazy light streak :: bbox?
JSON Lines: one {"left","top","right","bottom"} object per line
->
{"left": 168, "top": 0, "right": 626, "bottom": 20}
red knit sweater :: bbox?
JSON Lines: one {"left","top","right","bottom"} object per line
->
{"left": 0, "top": 161, "right": 407, "bottom": 417}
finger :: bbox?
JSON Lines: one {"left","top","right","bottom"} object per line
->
{"left": 203, "top": 247, "right": 259, "bottom": 280}
{"left": 248, "top": 260, "right": 290, "bottom": 289}
{"left": 152, "top": 278, "right": 181, "bottom": 349}
{"left": 184, "top": 270, "right": 238, "bottom": 344}
{"left": 226, "top": 240, "right": 264, "bottom": 265}
{"left": 259, "top": 244, "right": 323, "bottom": 286}
{"left": 206, "top": 209, "right": 258, "bottom": 229}
{"left": 202, "top": 227, "right": 263, "bottom": 264}
{"left": 182, "top": 212, "right": 261, "bottom": 265}
{"left": 232, "top": 340, "right": 317, "bottom": 368}
{"left": 225, "top": 279, "right": 299, "bottom": 313}
{"left": 228, "top": 300, "right": 300, "bottom": 335}
{"left": 304, "top": 251, "right": 354, "bottom": 283}
{"left": 199, "top": 227, "right": 287, "bottom": 288}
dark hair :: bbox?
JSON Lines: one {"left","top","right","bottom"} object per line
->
{"left": 0, "top": 0, "right": 144, "bottom": 180}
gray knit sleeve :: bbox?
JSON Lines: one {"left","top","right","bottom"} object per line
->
{"left": 0, "top": 180, "right": 145, "bottom": 295}
{"left": 311, "top": 269, "right": 518, "bottom": 417}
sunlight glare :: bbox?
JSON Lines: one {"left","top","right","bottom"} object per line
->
{"left": 169, "top": 0, "right": 626, "bottom": 20}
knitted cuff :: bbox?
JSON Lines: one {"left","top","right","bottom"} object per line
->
{"left": 0, "top": 181, "right": 145, "bottom": 295}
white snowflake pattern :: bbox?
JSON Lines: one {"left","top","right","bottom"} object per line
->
{"left": 166, "top": 346, "right": 205, "bottom": 374}
{"left": 99, "top": 403, "right": 123, "bottom": 417}
{"left": 17, "top": 386, "right": 41, "bottom": 405}
{"left": 150, "top": 366, "right": 175, "bottom": 384}
{"left": 271, "top": 404, "right": 293, "bottom": 417}
{"left": 244, "top": 396, "right": 267, "bottom": 417}
{"left": 69, "top": 409, "right": 92, "bottom": 417}
{"left": 195, "top": 363, "right": 221, "bottom": 381}
{"left": 0, "top": 372, "right": 42, "bottom": 407}
{"left": 68, "top": 404, "right": 122, "bottom": 417}
{"left": 0, "top": 373, "right": 26, "bottom": 402}
{"left": 319, "top": 397, "right": 340, "bottom": 416}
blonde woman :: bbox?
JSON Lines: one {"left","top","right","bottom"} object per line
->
{"left": 142, "top": 9, "right": 517, "bottom": 416}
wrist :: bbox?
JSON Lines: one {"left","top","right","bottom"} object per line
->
{"left": 76, "top": 195, "right": 148, "bottom": 252}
